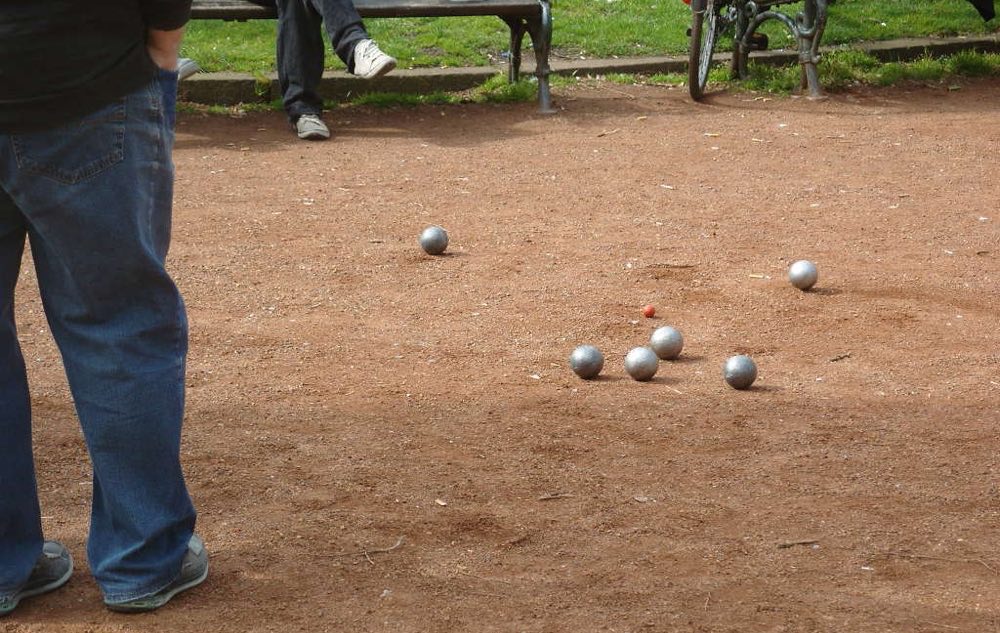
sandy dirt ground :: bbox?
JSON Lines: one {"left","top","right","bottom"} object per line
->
{"left": 6, "top": 77, "right": 1000, "bottom": 633}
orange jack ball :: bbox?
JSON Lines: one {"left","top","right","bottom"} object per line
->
{"left": 642, "top": 304, "right": 656, "bottom": 318}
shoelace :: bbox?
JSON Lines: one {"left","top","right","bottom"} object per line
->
{"left": 356, "top": 40, "right": 378, "bottom": 62}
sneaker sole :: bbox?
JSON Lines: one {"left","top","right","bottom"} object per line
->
{"left": 297, "top": 130, "right": 331, "bottom": 140}
{"left": 104, "top": 564, "right": 208, "bottom": 614}
{"left": 357, "top": 58, "right": 397, "bottom": 80}
{"left": 0, "top": 556, "right": 73, "bottom": 617}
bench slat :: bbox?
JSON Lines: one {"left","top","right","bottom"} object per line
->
{"left": 190, "top": 0, "right": 541, "bottom": 19}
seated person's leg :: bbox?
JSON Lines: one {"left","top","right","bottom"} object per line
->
{"left": 310, "top": 0, "right": 396, "bottom": 77}
{"left": 277, "top": 0, "right": 328, "bottom": 133}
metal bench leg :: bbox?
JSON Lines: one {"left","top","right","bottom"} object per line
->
{"left": 742, "top": 0, "right": 828, "bottom": 99}
{"left": 798, "top": 0, "right": 828, "bottom": 100}
{"left": 524, "top": 0, "right": 556, "bottom": 114}
{"left": 503, "top": 17, "right": 526, "bottom": 83}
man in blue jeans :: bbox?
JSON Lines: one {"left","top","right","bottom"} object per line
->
{"left": 0, "top": 0, "right": 206, "bottom": 615}
{"left": 274, "top": 0, "right": 397, "bottom": 139}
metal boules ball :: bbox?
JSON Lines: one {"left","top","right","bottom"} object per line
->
{"left": 788, "top": 259, "right": 818, "bottom": 290}
{"left": 649, "top": 326, "right": 684, "bottom": 360}
{"left": 569, "top": 345, "right": 604, "bottom": 380}
{"left": 419, "top": 225, "right": 449, "bottom": 255}
{"left": 624, "top": 347, "right": 659, "bottom": 382}
{"left": 723, "top": 355, "right": 758, "bottom": 390}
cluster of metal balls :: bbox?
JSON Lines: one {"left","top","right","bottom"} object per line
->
{"left": 570, "top": 330, "right": 757, "bottom": 388}
{"left": 569, "top": 259, "right": 819, "bottom": 390}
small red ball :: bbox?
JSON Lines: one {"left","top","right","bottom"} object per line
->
{"left": 642, "top": 304, "right": 656, "bottom": 318}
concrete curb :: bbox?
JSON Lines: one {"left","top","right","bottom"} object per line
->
{"left": 179, "top": 34, "right": 1000, "bottom": 105}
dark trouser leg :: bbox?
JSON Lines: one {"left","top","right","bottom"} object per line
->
{"left": 0, "top": 186, "right": 43, "bottom": 599}
{"left": 307, "top": 0, "right": 369, "bottom": 71}
{"left": 276, "top": 0, "right": 327, "bottom": 121}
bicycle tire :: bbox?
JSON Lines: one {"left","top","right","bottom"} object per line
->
{"left": 687, "top": 0, "right": 720, "bottom": 101}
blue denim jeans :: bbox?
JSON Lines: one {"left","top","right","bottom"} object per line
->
{"left": 277, "top": 0, "right": 370, "bottom": 121}
{"left": 0, "top": 68, "right": 197, "bottom": 604}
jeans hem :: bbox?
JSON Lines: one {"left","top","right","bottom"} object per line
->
{"left": 101, "top": 572, "right": 178, "bottom": 604}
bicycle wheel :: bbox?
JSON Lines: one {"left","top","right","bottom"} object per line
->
{"left": 688, "top": 0, "right": 735, "bottom": 100}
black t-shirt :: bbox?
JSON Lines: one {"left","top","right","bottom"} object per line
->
{"left": 0, "top": 1, "right": 192, "bottom": 133}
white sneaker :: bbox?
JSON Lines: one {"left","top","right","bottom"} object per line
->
{"left": 352, "top": 39, "right": 397, "bottom": 79}
{"left": 295, "top": 114, "right": 330, "bottom": 141}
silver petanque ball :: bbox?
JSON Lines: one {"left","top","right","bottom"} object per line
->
{"left": 649, "top": 326, "right": 684, "bottom": 360}
{"left": 419, "top": 225, "right": 449, "bottom": 255}
{"left": 569, "top": 345, "right": 604, "bottom": 380}
{"left": 624, "top": 346, "right": 659, "bottom": 382}
{"left": 723, "top": 355, "right": 758, "bottom": 390}
{"left": 788, "top": 259, "right": 818, "bottom": 290}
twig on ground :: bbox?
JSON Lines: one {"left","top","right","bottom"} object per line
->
{"left": 459, "top": 570, "right": 513, "bottom": 585}
{"left": 675, "top": 513, "right": 705, "bottom": 524}
{"left": 505, "top": 534, "right": 531, "bottom": 547}
{"left": 601, "top": 86, "right": 637, "bottom": 100}
{"left": 464, "top": 590, "right": 508, "bottom": 598}
{"left": 918, "top": 620, "right": 961, "bottom": 630}
{"left": 538, "top": 492, "right": 573, "bottom": 501}
{"left": 326, "top": 536, "right": 405, "bottom": 563}
{"left": 645, "top": 262, "right": 697, "bottom": 269}
{"left": 777, "top": 539, "right": 820, "bottom": 549}
{"left": 885, "top": 551, "right": 998, "bottom": 575}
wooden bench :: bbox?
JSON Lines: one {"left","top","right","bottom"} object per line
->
{"left": 189, "top": 0, "right": 554, "bottom": 112}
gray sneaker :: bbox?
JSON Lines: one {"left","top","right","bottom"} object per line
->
{"left": 352, "top": 39, "right": 396, "bottom": 79}
{"left": 104, "top": 535, "right": 208, "bottom": 613}
{"left": 295, "top": 114, "right": 331, "bottom": 141}
{"left": 177, "top": 58, "right": 200, "bottom": 81}
{"left": 0, "top": 541, "right": 74, "bottom": 617}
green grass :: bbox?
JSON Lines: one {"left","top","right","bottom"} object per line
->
{"left": 584, "top": 49, "right": 1000, "bottom": 95}
{"left": 177, "top": 74, "right": 540, "bottom": 111}
{"left": 182, "top": 0, "right": 998, "bottom": 74}
{"left": 183, "top": 49, "right": 998, "bottom": 110}
{"left": 738, "top": 49, "right": 1000, "bottom": 92}
{"left": 345, "top": 73, "right": 537, "bottom": 106}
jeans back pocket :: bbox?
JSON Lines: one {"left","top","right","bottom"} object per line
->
{"left": 12, "top": 98, "right": 127, "bottom": 185}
